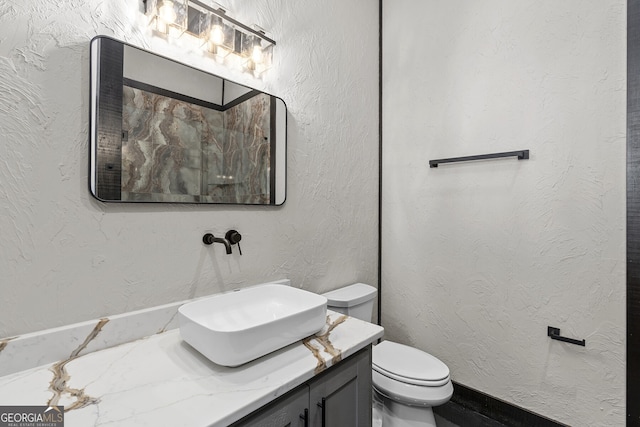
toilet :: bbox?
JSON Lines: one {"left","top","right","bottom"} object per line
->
{"left": 323, "top": 283, "right": 453, "bottom": 427}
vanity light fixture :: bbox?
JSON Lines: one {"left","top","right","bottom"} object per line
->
{"left": 147, "top": 0, "right": 188, "bottom": 37}
{"left": 143, "top": 0, "right": 275, "bottom": 77}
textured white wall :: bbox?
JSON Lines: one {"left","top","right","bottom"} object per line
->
{"left": 382, "top": 1, "right": 625, "bottom": 425}
{"left": 0, "top": 0, "right": 379, "bottom": 337}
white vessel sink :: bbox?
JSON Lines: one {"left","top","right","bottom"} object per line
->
{"left": 178, "top": 284, "right": 328, "bottom": 367}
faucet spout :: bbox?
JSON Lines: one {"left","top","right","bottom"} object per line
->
{"left": 202, "top": 233, "right": 232, "bottom": 254}
{"left": 213, "top": 236, "right": 232, "bottom": 254}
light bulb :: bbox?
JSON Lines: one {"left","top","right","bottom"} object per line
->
{"left": 251, "top": 45, "right": 263, "bottom": 64}
{"left": 159, "top": 0, "right": 177, "bottom": 25}
{"left": 210, "top": 25, "right": 224, "bottom": 45}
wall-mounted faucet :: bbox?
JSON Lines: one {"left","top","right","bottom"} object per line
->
{"left": 202, "top": 233, "right": 232, "bottom": 254}
{"left": 202, "top": 230, "right": 242, "bottom": 255}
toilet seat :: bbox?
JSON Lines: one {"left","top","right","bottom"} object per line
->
{"left": 372, "top": 341, "right": 450, "bottom": 386}
{"left": 373, "top": 370, "right": 454, "bottom": 407}
{"left": 374, "top": 364, "right": 450, "bottom": 387}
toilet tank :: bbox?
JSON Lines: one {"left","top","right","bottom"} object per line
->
{"left": 322, "top": 283, "right": 377, "bottom": 322}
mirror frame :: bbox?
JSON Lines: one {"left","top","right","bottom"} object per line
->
{"left": 89, "top": 35, "right": 286, "bottom": 205}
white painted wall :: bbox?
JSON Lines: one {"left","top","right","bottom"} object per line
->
{"left": 382, "top": 1, "right": 625, "bottom": 425}
{"left": 0, "top": 0, "right": 379, "bottom": 337}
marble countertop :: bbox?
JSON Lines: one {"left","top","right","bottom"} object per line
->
{"left": 0, "top": 311, "right": 384, "bottom": 426}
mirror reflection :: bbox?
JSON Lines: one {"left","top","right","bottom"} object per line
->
{"left": 90, "top": 36, "right": 286, "bottom": 205}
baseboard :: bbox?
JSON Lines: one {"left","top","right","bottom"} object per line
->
{"left": 433, "top": 381, "right": 568, "bottom": 427}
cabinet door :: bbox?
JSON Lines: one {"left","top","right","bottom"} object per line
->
{"left": 308, "top": 346, "right": 372, "bottom": 427}
{"left": 232, "top": 385, "right": 310, "bottom": 427}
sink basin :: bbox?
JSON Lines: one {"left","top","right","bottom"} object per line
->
{"left": 178, "top": 284, "right": 328, "bottom": 367}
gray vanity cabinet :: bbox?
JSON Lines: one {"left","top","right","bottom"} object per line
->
{"left": 232, "top": 345, "right": 372, "bottom": 427}
{"left": 307, "top": 345, "right": 372, "bottom": 426}
{"left": 234, "top": 385, "right": 310, "bottom": 427}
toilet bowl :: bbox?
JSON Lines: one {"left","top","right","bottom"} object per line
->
{"left": 373, "top": 340, "right": 453, "bottom": 426}
{"left": 323, "top": 283, "right": 453, "bottom": 427}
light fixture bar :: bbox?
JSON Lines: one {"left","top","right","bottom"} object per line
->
{"left": 188, "top": 0, "right": 276, "bottom": 45}
{"left": 143, "top": 0, "right": 276, "bottom": 77}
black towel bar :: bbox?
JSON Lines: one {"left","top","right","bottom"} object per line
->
{"left": 547, "top": 326, "right": 585, "bottom": 347}
{"left": 429, "top": 150, "right": 529, "bottom": 168}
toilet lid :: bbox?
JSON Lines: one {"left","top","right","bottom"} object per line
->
{"left": 373, "top": 341, "right": 450, "bottom": 386}
{"left": 322, "top": 283, "right": 377, "bottom": 307}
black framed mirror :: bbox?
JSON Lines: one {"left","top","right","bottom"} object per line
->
{"left": 89, "top": 36, "right": 286, "bottom": 205}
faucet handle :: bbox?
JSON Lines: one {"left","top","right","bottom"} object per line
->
{"left": 225, "top": 230, "right": 242, "bottom": 244}
{"left": 225, "top": 230, "right": 242, "bottom": 255}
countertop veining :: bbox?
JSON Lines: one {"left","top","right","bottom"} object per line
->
{"left": 0, "top": 310, "right": 384, "bottom": 426}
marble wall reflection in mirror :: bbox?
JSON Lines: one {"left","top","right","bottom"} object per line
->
{"left": 89, "top": 36, "right": 286, "bottom": 205}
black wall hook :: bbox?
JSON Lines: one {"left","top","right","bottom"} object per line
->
{"left": 547, "top": 326, "right": 585, "bottom": 346}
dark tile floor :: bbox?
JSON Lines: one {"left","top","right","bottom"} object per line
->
{"left": 434, "top": 400, "right": 510, "bottom": 427}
